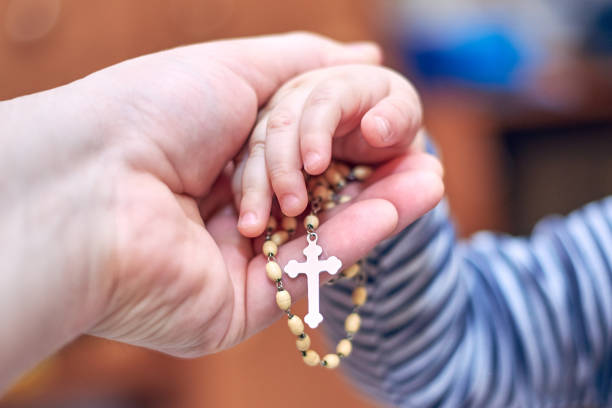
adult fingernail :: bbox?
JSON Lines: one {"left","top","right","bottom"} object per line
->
{"left": 304, "top": 152, "right": 321, "bottom": 172}
{"left": 375, "top": 116, "right": 392, "bottom": 143}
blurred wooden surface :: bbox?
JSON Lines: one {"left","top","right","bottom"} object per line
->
{"left": 0, "top": 0, "right": 381, "bottom": 99}
{"left": 422, "top": 91, "right": 510, "bottom": 236}
{"left": 2, "top": 300, "right": 378, "bottom": 408}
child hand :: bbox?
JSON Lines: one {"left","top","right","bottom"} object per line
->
{"left": 234, "top": 64, "right": 424, "bottom": 237}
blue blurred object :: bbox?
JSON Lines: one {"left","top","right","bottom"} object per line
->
{"left": 402, "top": 22, "right": 525, "bottom": 90}
{"left": 390, "top": 0, "right": 610, "bottom": 108}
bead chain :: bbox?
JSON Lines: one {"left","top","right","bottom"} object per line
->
{"left": 261, "top": 162, "right": 373, "bottom": 369}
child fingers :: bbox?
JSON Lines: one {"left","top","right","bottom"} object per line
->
{"left": 298, "top": 82, "right": 349, "bottom": 175}
{"left": 300, "top": 68, "right": 414, "bottom": 174}
{"left": 360, "top": 84, "right": 422, "bottom": 148}
{"left": 332, "top": 127, "right": 410, "bottom": 164}
{"left": 237, "top": 121, "right": 273, "bottom": 237}
{"left": 265, "top": 107, "right": 309, "bottom": 217}
{"left": 232, "top": 151, "right": 247, "bottom": 211}
{"left": 299, "top": 77, "right": 382, "bottom": 175}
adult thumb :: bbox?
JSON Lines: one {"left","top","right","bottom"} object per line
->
{"left": 184, "top": 31, "right": 383, "bottom": 105}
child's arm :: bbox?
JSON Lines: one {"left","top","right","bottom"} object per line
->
{"left": 321, "top": 176, "right": 612, "bottom": 406}
{"left": 233, "top": 64, "right": 426, "bottom": 237}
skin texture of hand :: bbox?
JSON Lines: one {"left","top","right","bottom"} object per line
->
{"left": 0, "top": 32, "right": 443, "bottom": 391}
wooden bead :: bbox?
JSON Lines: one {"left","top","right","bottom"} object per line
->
{"left": 338, "top": 195, "right": 352, "bottom": 204}
{"left": 307, "top": 176, "right": 328, "bottom": 191}
{"left": 323, "top": 201, "right": 336, "bottom": 210}
{"left": 352, "top": 286, "right": 368, "bottom": 306}
{"left": 281, "top": 216, "right": 297, "bottom": 233}
{"left": 262, "top": 240, "right": 278, "bottom": 257}
{"left": 345, "top": 313, "right": 361, "bottom": 334}
{"left": 334, "top": 162, "right": 351, "bottom": 178}
{"left": 336, "top": 339, "right": 352, "bottom": 357}
{"left": 313, "top": 185, "right": 333, "bottom": 202}
{"left": 322, "top": 353, "right": 340, "bottom": 369}
{"left": 324, "top": 167, "right": 345, "bottom": 187}
{"left": 302, "top": 350, "right": 320, "bottom": 367}
{"left": 342, "top": 263, "right": 361, "bottom": 279}
{"left": 276, "top": 290, "right": 292, "bottom": 311}
{"left": 304, "top": 214, "right": 319, "bottom": 230}
{"left": 266, "top": 217, "right": 277, "bottom": 232}
{"left": 352, "top": 165, "right": 373, "bottom": 180}
{"left": 296, "top": 334, "right": 311, "bottom": 351}
{"left": 288, "top": 315, "right": 304, "bottom": 336}
{"left": 271, "top": 230, "right": 289, "bottom": 246}
{"left": 265, "top": 261, "right": 282, "bottom": 281}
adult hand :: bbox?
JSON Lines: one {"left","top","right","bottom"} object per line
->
{"left": 0, "top": 32, "right": 442, "bottom": 390}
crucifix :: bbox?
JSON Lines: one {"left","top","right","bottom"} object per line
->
{"left": 284, "top": 233, "right": 342, "bottom": 329}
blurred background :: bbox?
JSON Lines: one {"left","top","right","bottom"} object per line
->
{"left": 1, "top": 0, "right": 611, "bottom": 407}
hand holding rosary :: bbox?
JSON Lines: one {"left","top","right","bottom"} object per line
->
{"left": 260, "top": 161, "right": 372, "bottom": 369}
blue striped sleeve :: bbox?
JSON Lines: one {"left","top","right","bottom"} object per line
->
{"left": 321, "top": 196, "right": 612, "bottom": 407}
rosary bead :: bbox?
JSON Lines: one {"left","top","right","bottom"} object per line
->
{"left": 324, "top": 167, "right": 345, "bottom": 188}
{"left": 281, "top": 216, "right": 297, "bottom": 233}
{"left": 352, "top": 165, "right": 373, "bottom": 181}
{"left": 322, "top": 353, "right": 340, "bottom": 369}
{"left": 336, "top": 339, "right": 352, "bottom": 357}
{"left": 262, "top": 240, "right": 278, "bottom": 257}
{"left": 345, "top": 313, "right": 361, "bottom": 334}
{"left": 296, "top": 334, "right": 311, "bottom": 351}
{"left": 334, "top": 162, "right": 351, "bottom": 178}
{"left": 307, "top": 175, "right": 329, "bottom": 191}
{"left": 266, "top": 217, "right": 277, "bottom": 233}
{"left": 265, "top": 261, "right": 283, "bottom": 281}
{"left": 262, "top": 163, "right": 370, "bottom": 368}
{"left": 323, "top": 201, "right": 336, "bottom": 210}
{"left": 271, "top": 230, "right": 289, "bottom": 246}
{"left": 313, "top": 185, "right": 333, "bottom": 202}
{"left": 352, "top": 286, "right": 367, "bottom": 306}
{"left": 288, "top": 315, "right": 305, "bottom": 336}
{"left": 342, "top": 263, "right": 361, "bottom": 279}
{"left": 276, "top": 290, "right": 292, "bottom": 311}
{"left": 302, "top": 350, "right": 321, "bottom": 367}
{"left": 337, "top": 195, "right": 352, "bottom": 204}
{"left": 304, "top": 214, "right": 320, "bottom": 230}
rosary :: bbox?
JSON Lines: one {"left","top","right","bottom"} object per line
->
{"left": 260, "top": 162, "right": 372, "bottom": 369}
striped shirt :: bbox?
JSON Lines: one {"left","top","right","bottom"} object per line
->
{"left": 321, "top": 196, "right": 612, "bottom": 407}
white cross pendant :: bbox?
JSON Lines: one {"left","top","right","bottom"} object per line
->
{"left": 284, "top": 233, "right": 342, "bottom": 328}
